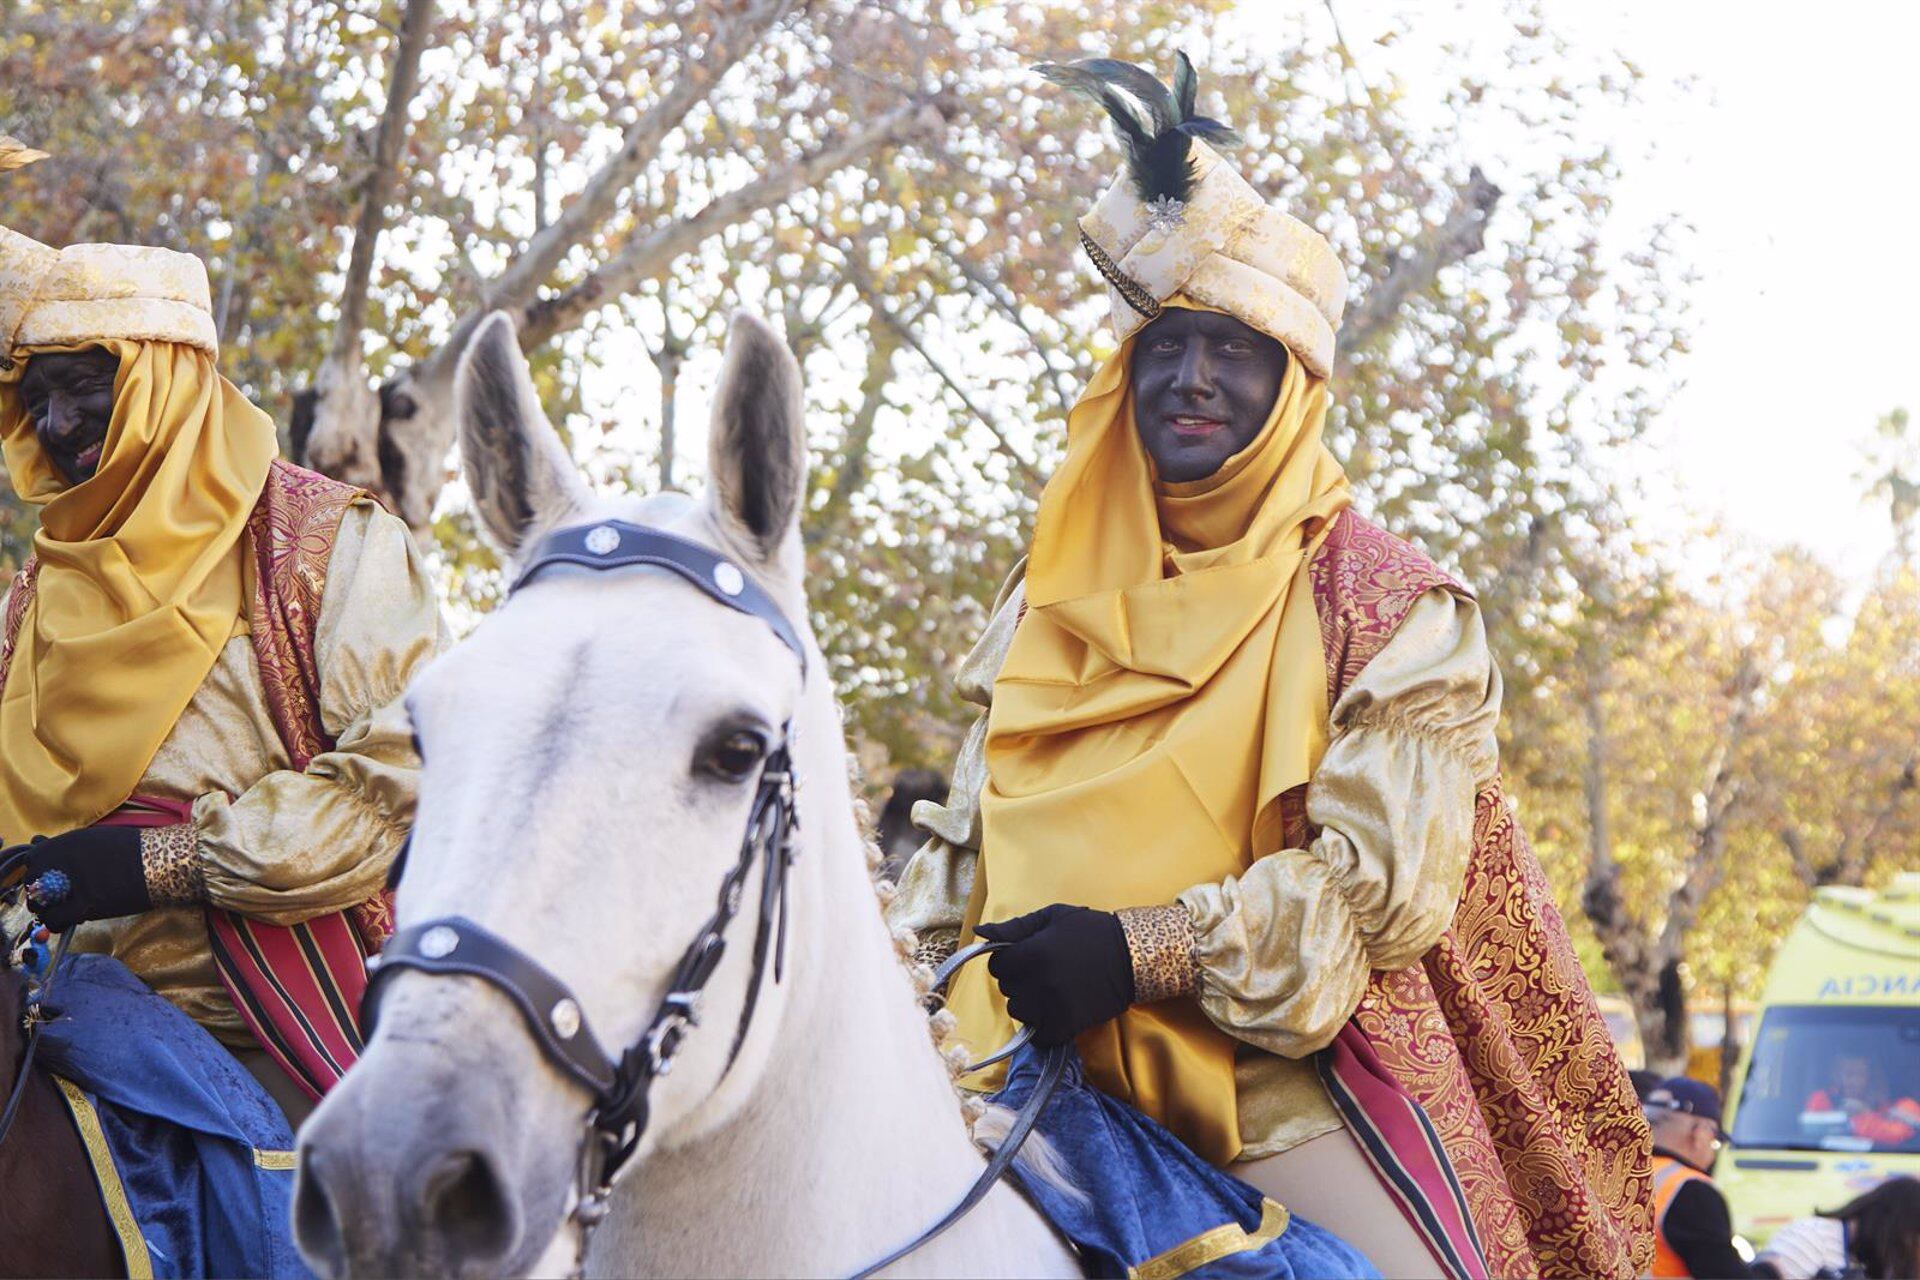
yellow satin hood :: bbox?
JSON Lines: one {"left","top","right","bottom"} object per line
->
{"left": 0, "top": 338, "right": 275, "bottom": 837}
{"left": 947, "top": 307, "right": 1350, "bottom": 1163}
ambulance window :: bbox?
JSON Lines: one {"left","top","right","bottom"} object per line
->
{"left": 1729, "top": 1005, "right": 1920, "bottom": 1153}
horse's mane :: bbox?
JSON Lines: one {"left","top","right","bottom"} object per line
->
{"left": 848, "top": 755, "right": 1083, "bottom": 1203}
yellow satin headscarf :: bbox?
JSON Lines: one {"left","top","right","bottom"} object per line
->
{"left": 0, "top": 338, "right": 275, "bottom": 838}
{"left": 947, "top": 302, "right": 1351, "bottom": 1164}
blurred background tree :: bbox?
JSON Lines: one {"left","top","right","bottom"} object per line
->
{"left": 3, "top": 0, "right": 1911, "bottom": 1062}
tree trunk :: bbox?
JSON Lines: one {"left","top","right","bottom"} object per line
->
{"left": 1718, "top": 982, "right": 1743, "bottom": 1098}
{"left": 297, "top": 0, "right": 437, "bottom": 509}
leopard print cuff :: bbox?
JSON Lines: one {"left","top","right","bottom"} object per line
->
{"left": 913, "top": 927, "right": 960, "bottom": 971}
{"left": 1117, "top": 904, "right": 1199, "bottom": 1004}
{"left": 140, "top": 823, "right": 205, "bottom": 907}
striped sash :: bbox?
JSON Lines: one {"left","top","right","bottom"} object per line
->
{"left": 216, "top": 461, "right": 394, "bottom": 1099}
{"left": 1319, "top": 1024, "right": 1488, "bottom": 1280}
{"left": 100, "top": 793, "right": 384, "bottom": 1103}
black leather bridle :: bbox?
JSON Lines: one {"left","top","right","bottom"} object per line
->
{"left": 364, "top": 521, "right": 806, "bottom": 1263}
{"left": 362, "top": 519, "right": 1061, "bottom": 1276}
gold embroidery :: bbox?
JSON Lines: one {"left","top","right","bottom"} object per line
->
{"left": 53, "top": 1076, "right": 156, "bottom": 1278}
{"left": 253, "top": 1148, "right": 297, "bottom": 1170}
{"left": 1080, "top": 229, "right": 1163, "bottom": 321}
{"left": 1313, "top": 510, "right": 1655, "bottom": 1278}
{"left": 1128, "top": 1198, "right": 1289, "bottom": 1279}
{"left": 138, "top": 823, "right": 204, "bottom": 906}
{"left": 1118, "top": 904, "right": 1199, "bottom": 1004}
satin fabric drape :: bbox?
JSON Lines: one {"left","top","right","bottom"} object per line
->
{"left": 0, "top": 338, "right": 274, "bottom": 837}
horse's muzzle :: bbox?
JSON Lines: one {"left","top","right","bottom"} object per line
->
{"left": 292, "top": 996, "right": 574, "bottom": 1279}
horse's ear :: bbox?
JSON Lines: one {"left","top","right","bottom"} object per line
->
{"left": 706, "top": 311, "right": 806, "bottom": 569}
{"left": 454, "top": 311, "right": 589, "bottom": 558}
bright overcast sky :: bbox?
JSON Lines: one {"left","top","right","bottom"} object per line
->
{"left": 1241, "top": 0, "right": 1920, "bottom": 583}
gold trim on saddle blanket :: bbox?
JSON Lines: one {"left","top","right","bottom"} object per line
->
{"left": 1127, "top": 1197, "right": 1290, "bottom": 1280}
{"left": 52, "top": 1075, "right": 156, "bottom": 1279}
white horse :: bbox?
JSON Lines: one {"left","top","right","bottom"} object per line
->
{"left": 292, "top": 311, "right": 1077, "bottom": 1278}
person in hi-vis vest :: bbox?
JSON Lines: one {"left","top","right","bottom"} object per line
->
{"left": 1646, "top": 1077, "right": 1751, "bottom": 1279}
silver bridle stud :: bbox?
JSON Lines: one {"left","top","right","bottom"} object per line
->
{"left": 551, "top": 997, "right": 583, "bottom": 1040}
{"left": 713, "top": 561, "right": 745, "bottom": 597}
{"left": 584, "top": 525, "right": 621, "bottom": 556}
{"left": 419, "top": 925, "right": 460, "bottom": 959}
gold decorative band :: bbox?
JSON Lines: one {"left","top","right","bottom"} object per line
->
{"left": 1081, "top": 230, "right": 1162, "bottom": 321}
{"left": 53, "top": 1076, "right": 156, "bottom": 1278}
{"left": 1128, "top": 1197, "right": 1290, "bottom": 1279}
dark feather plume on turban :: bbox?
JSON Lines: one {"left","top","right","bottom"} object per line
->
{"left": 1034, "top": 51, "right": 1243, "bottom": 206}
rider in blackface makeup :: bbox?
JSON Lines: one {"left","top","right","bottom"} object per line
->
{"left": 0, "top": 143, "right": 446, "bottom": 1125}
{"left": 888, "top": 56, "right": 1654, "bottom": 1280}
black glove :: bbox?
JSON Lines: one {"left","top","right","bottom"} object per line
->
{"left": 975, "top": 903, "right": 1133, "bottom": 1046}
{"left": 13, "top": 826, "right": 150, "bottom": 931}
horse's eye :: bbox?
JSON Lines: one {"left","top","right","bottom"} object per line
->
{"left": 703, "top": 731, "right": 767, "bottom": 782}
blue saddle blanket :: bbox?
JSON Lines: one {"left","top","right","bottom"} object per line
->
{"left": 991, "top": 1046, "right": 1379, "bottom": 1279}
{"left": 37, "top": 953, "right": 310, "bottom": 1278}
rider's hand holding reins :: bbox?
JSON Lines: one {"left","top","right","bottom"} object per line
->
{"left": 977, "top": 904, "right": 1137, "bottom": 1045}
{"left": 978, "top": 902, "right": 1204, "bottom": 1045}
{"left": 11, "top": 826, "right": 151, "bottom": 931}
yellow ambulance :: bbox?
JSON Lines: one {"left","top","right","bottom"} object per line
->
{"left": 1717, "top": 872, "right": 1920, "bottom": 1246}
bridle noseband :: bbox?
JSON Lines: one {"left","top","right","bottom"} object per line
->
{"left": 364, "top": 521, "right": 806, "bottom": 1259}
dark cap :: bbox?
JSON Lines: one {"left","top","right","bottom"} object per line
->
{"left": 1646, "top": 1077, "right": 1723, "bottom": 1128}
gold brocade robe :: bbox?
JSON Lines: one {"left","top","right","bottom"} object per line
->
{"left": 3, "top": 499, "right": 447, "bottom": 1047}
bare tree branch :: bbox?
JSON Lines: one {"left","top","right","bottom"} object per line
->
{"left": 814, "top": 323, "right": 903, "bottom": 534}
{"left": 296, "top": 0, "right": 436, "bottom": 487}
{"left": 1820, "top": 748, "right": 1917, "bottom": 887}
{"left": 850, "top": 263, "right": 1045, "bottom": 496}
{"left": 484, "top": 0, "right": 795, "bottom": 318}
{"left": 928, "top": 232, "right": 1080, "bottom": 419}
{"left": 1662, "top": 655, "right": 1761, "bottom": 942}
{"left": 328, "top": 0, "right": 437, "bottom": 365}
{"left": 519, "top": 98, "right": 942, "bottom": 347}
{"left": 1335, "top": 166, "right": 1502, "bottom": 372}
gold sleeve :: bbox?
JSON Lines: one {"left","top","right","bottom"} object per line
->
{"left": 1179, "top": 588, "right": 1501, "bottom": 1058}
{"left": 195, "top": 502, "right": 451, "bottom": 924}
{"left": 883, "top": 563, "right": 1028, "bottom": 952}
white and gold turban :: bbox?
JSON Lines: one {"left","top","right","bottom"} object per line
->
{"left": 0, "top": 139, "right": 218, "bottom": 370}
{"left": 1042, "top": 56, "right": 1348, "bottom": 378}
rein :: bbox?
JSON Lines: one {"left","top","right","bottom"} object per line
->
{"left": 363, "top": 520, "right": 1057, "bottom": 1277}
